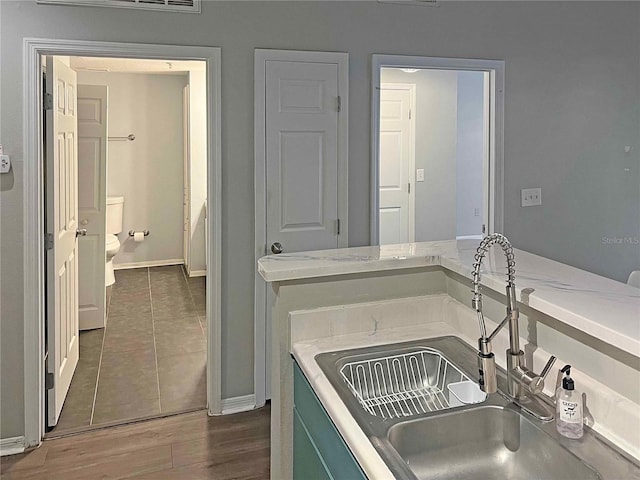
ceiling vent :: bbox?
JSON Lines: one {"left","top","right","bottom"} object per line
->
{"left": 36, "top": 0, "right": 201, "bottom": 14}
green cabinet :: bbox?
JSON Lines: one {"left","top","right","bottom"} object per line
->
{"left": 293, "top": 361, "right": 367, "bottom": 480}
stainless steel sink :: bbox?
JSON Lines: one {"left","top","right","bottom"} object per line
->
{"left": 388, "top": 405, "right": 600, "bottom": 480}
{"left": 315, "top": 336, "right": 640, "bottom": 480}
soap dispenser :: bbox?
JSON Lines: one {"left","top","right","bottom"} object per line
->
{"left": 556, "top": 365, "right": 584, "bottom": 439}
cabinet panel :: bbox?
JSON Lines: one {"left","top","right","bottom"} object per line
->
{"left": 293, "top": 408, "right": 333, "bottom": 480}
{"left": 294, "top": 361, "right": 367, "bottom": 480}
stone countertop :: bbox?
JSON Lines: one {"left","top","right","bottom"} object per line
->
{"left": 260, "top": 240, "right": 640, "bottom": 357}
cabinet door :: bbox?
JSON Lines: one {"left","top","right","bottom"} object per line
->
{"left": 293, "top": 362, "right": 367, "bottom": 480}
{"left": 293, "top": 408, "right": 332, "bottom": 480}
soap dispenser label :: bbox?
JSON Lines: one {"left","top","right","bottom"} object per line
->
{"left": 559, "top": 399, "right": 581, "bottom": 424}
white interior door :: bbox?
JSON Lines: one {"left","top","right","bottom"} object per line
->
{"left": 265, "top": 60, "right": 340, "bottom": 254}
{"left": 78, "top": 84, "right": 108, "bottom": 331}
{"left": 46, "top": 56, "right": 80, "bottom": 427}
{"left": 379, "top": 84, "right": 415, "bottom": 245}
{"left": 264, "top": 58, "right": 343, "bottom": 398}
{"left": 183, "top": 85, "right": 191, "bottom": 274}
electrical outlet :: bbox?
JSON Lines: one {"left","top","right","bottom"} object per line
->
{"left": 416, "top": 169, "right": 425, "bottom": 182}
{"left": 521, "top": 188, "right": 542, "bottom": 207}
{"left": 474, "top": 207, "right": 480, "bottom": 217}
{"left": 0, "top": 154, "right": 10, "bottom": 174}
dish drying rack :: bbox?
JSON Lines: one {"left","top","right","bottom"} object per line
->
{"left": 339, "top": 347, "right": 471, "bottom": 419}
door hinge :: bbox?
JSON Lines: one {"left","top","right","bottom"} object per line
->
{"left": 45, "top": 372, "right": 54, "bottom": 390}
{"left": 482, "top": 224, "right": 486, "bottom": 234}
{"left": 409, "top": 109, "right": 412, "bottom": 120}
{"left": 337, "top": 96, "right": 341, "bottom": 113}
{"left": 43, "top": 92, "right": 53, "bottom": 111}
{"left": 45, "top": 233, "right": 54, "bottom": 250}
{"left": 336, "top": 218, "right": 341, "bottom": 235}
{"left": 408, "top": 183, "right": 411, "bottom": 194}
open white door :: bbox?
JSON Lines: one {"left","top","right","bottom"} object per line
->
{"left": 46, "top": 56, "right": 80, "bottom": 427}
{"left": 379, "top": 84, "right": 415, "bottom": 245}
{"left": 183, "top": 84, "right": 191, "bottom": 274}
{"left": 78, "top": 85, "right": 108, "bottom": 330}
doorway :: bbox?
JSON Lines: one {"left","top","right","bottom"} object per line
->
{"left": 371, "top": 55, "right": 505, "bottom": 244}
{"left": 22, "top": 39, "right": 221, "bottom": 448}
{"left": 43, "top": 54, "right": 210, "bottom": 435}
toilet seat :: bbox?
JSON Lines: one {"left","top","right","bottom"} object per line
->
{"left": 106, "top": 234, "right": 120, "bottom": 253}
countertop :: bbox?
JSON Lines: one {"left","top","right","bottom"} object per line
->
{"left": 259, "top": 240, "right": 640, "bottom": 357}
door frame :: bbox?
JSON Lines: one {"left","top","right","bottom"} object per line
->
{"left": 23, "top": 38, "right": 222, "bottom": 448}
{"left": 253, "top": 49, "right": 349, "bottom": 408}
{"left": 370, "top": 54, "right": 505, "bottom": 244}
{"left": 379, "top": 82, "right": 417, "bottom": 243}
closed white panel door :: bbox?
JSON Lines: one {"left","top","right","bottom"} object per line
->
{"left": 46, "top": 57, "right": 79, "bottom": 427}
{"left": 379, "top": 85, "right": 414, "bottom": 245}
{"left": 78, "top": 84, "right": 108, "bottom": 331}
{"left": 265, "top": 60, "right": 340, "bottom": 254}
{"left": 264, "top": 59, "right": 341, "bottom": 400}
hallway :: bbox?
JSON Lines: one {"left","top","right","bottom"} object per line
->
{"left": 51, "top": 265, "right": 207, "bottom": 434}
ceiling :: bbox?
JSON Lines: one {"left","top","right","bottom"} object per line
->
{"left": 69, "top": 56, "right": 205, "bottom": 74}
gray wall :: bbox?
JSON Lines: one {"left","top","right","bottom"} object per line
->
{"left": 78, "top": 71, "right": 187, "bottom": 266}
{"left": 456, "top": 71, "right": 485, "bottom": 237}
{"left": 1, "top": 1, "right": 639, "bottom": 439}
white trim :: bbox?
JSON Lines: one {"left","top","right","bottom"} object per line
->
{"left": 23, "top": 38, "right": 222, "bottom": 449}
{"left": 253, "top": 49, "right": 349, "bottom": 408}
{"left": 113, "top": 259, "right": 185, "bottom": 270}
{"left": 0, "top": 437, "right": 26, "bottom": 457}
{"left": 187, "top": 269, "right": 207, "bottom": 278}
{"left": 36, "top": 0, "right": 201, "bottom": 14}
{"left": 371, "top": 54, "right": 505, "bottom": 245}
{"left": 456, "top": 234, "right": 483, "bottom": 240}
{"left": 379, "top": 82, "right": 416, "bottom": 243}
{"left": 221, "top": 394, "right": 257, "bottom": 415}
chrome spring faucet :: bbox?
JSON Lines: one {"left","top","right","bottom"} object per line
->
{"left": 472, "top": 234, "right": 557, "bottom": 419}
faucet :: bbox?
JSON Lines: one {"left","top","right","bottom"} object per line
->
{"left": 471, "top": 233, "right": 557, "bottom": 420}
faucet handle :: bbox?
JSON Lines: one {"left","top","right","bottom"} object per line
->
{"left": 511, "top": 355, "right": 557, "bottom": 395}
{"left": 528, "top": 355, "right": 557, "bottom": 394}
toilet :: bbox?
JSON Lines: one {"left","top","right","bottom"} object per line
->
{"left": 106, "top": 196, "right": 125, "bottom": 286}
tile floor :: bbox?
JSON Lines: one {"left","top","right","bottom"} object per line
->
{"left": 50, "top": 265, "right": 207, "bottom": 435}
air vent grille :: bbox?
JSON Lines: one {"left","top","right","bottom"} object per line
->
{"left": 36, "top": 0, "right": 200, "bottom": 14}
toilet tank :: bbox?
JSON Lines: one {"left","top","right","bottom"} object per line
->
{"left": 106, "top": 196, "right": 125, "bottom": 235}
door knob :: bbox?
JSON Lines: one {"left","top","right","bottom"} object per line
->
{"left": 270, "top": 242, "right": 283, "bottom": 254}
{"left": 76, "top": 229, "right": 87, "bottom": 237}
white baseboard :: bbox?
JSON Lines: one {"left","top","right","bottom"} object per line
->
{"left": 189, "top": 269, "right": 206, "bottom": 278}
{"left": 221, "top": 394, "right": 256, "bottom": 415}
{"left": 0, "top": 436, "right": 26, "bottom": 456}
{"left": 114, "top": 259, "right": 184, "bottom": 270}
{"left": 456, "top": 235, "right": 483, "bottom": 240}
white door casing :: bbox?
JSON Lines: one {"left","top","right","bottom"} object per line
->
{"left": 379, "top": 84, "right": 415, "bottom": 244}
{"left": 254, "top": 49, "right": 349, "bottom": 408}
{"left": 370, "top": 55, "right": 505, "bottom": 245}
{"left": 45, "top": 57, "right": 79, "bottom": 427}
{"left": 24, "top": 39, "right": 222, "bottom": 449}
{"left": 77, "top": 84, "right": 108, "bottom": 331}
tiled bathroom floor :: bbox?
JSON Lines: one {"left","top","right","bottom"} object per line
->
{"left": 50, "top": 265, "right": 207, "bottom": 435}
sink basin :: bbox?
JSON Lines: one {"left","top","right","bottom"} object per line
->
{"left": 387, "top": 405, "right": 601, "bottom": 480}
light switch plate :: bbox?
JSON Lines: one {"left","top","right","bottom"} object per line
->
{"left": 416, "top": 169, "right": 425, "bottom": 182}
{"left": 521, "top": 188, "right": 542, "bottom": 207}
{"left": 0, "top": 154, "right": 10, "bottom": 174}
